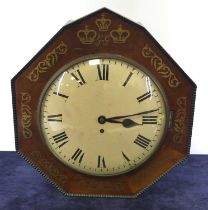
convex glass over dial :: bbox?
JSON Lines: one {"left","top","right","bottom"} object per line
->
{"left": 40, "top": 56, "right": 168, "bottom": 176}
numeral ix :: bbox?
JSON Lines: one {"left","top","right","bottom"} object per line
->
{"left": 48, "top": 114, "right": 62, "bottom": 122}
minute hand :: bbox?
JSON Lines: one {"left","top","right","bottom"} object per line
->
{"left": 106, "top": 109, "right": 159, "bottom": 122}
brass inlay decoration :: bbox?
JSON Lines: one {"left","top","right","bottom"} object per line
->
{"left": 31, "top": 151, "right": 68, "bottom": 185}
{"left": 173, "top": 97, "right": 187, "bottom": 144}
{"left": 141, "top": 44, "right": 180, "bottom": 88}
{"left": 27, "top": 41, "right": 68, "bottom": 82}
{"left": 130, "top": 156, "right": 173, "bottom": 186}
{"left": 96, "top": 13, "right": 111, "bottom": 31}
{"left": 77, "top": 26, "right": 97, "bottom": 44}
{"left": 77, "top": 13, "right": 130, "bottom": 46}
{"left": 21, "top": 92, "right": 32, "bottom": 139}
{"left": 110, "top": 25, "right": 130, "bottom": 43}
{"left": 79, "top": 181, "right": 124, "bottom": 191}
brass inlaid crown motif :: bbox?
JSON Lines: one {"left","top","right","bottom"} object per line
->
{"left": 95, "top": 14, "right": 111, "bottom": 31}
{"left": 77, "top": 26, "right": 97, "bottom": 44}
{"left": 77, "top": 13, "right": 130, "bottom": 46}
{"left": 110, "top": 25, "right": 130, "bottom": 43}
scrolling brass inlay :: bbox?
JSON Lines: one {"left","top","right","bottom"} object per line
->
{"left": 31, "top": 151, "right": 68, "bottom": 185}
{"left": 141, "top": 44, "right": 180, "bottom": 88}
{"left": 79, "top": 181, "right": 124, "bottom": 191}
{"left": 173, "top": 97, "right": 187, "bottom": 144}
{"left": 77, "top": 13, "right": 130, "bottom": 46}
{"left": 21, "top": 92, "right": 32, "bottom": 139}
{"left": 27, "top": 41, "right": 68, "bottom": 82}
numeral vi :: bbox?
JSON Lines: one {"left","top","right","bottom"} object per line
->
{"left": 97, "top": 156, "right": 106, "bottom": 168}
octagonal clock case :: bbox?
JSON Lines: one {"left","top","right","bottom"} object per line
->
{"left": 11, "top": 8, "right": 196, "bottom": 197}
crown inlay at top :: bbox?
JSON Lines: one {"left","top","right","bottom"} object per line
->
{"left": 77, "top": 13, "right": 130, "bottom": 46}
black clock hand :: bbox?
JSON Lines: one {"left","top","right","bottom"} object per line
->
{"left": 98, "top": 117, "right": 140, "bottom": 128}
{"left": 105, "top": 109, "right": 159, "bottom": 122}
{"left": 98, "top": 109, "right": 159, "bottom": 128}
{"left": 122, "top": 119, "right": 141, "bottom": 128}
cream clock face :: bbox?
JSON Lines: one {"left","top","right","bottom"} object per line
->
{"left": 40, "top": 56, "right": 168, "bottom": 176}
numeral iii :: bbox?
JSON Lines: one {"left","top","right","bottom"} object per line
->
{"left": 142, "top": 116, "right": 158, "bottom": 124}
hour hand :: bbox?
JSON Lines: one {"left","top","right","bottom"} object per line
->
{"left": 98, "top": 116, "right": 141, "bottom": 128}
{"left": 122, "top": 119, "right": 141, "bottom": 128}
{"left": 108, "top": 118, "right": 141, "bottom": 128}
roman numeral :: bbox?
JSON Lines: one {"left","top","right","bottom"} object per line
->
{"left": 134, "top": 134, "right": 151, "bottom": 149}
{"left": 142, "top": 116, "right": 158, "bottom": 124}
{"left": 53, "top": 92, "right": 69, "bottom": 100}
{"left": 47, "top": 114, "right": 62, "bottom": 122}
{"left": 97, "top": 64, "right": 109, "bottom": 80}
{"left": 97, "top": 156, "right": 106, "bottom": 168}
{"left": 137, "top": 91, "right": 151, "bottom": 103}
{"left": 122, "top": 72, "right": 133, "bottom": 87}
{"left": 122, "top": 152, "right": 130, "bottom": 162}
{"left": 71, "top": 148, "right": 84, "bottom": 163}
{"left": 71, "top": 69, "right": 86, "bottom": 86}
{"left": 52, "top": 131, "right": 69, "bottom": 148}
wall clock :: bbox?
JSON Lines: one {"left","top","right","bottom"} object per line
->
{"left": 11, "top": 8, "right": 196, "bottom": 197}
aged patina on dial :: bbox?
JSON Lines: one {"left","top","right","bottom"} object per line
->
{"left": 40, "top": 56, "right": 167, "bottom": 176}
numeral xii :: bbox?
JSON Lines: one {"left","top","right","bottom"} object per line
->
{"left": 97, "top": 64, "right": 109, "bottom": 80}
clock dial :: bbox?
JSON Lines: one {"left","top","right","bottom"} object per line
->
{"left": 40, "top": 56, "right": 168, "bottom": 176}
